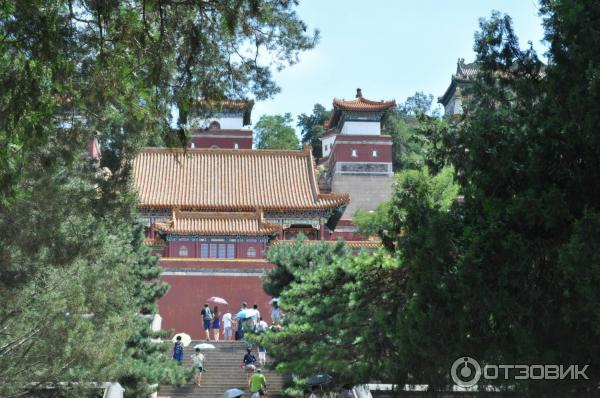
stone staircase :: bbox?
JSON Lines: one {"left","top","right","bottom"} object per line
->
{"left": 158, "top": 340, "right": 288, "bottom": 398}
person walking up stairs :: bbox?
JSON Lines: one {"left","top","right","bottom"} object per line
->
{"left": 158, "top": 340, "right": 288, "bottom": 398}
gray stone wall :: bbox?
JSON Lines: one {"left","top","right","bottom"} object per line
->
{"left": 331, "top": 174, "right": 393, "bottom": 220}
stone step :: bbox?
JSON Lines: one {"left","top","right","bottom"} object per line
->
{"left": 161, "top": 340, "right": 288, "bottom": 397}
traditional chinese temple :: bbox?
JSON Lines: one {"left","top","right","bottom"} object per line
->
{"left": 133, "top": 93, "right": 394, "bottom": 338}
{"left": 438, "top": 58, "right": 478, "bottom": 118}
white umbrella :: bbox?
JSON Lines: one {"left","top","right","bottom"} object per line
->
{"left": 172, "top": 332, "right": 192, "bottom": 347}
{"left": 222, "top": 388, "right": 244, "bottom": 398}
{"left": 194, "top": 343, "right": 216, "bottom": 350}
{"left": 207, "top": 296, "right": 229, "bottom": 305}
{"left": 269, "top": 297, "right": 279, "bottom": 304}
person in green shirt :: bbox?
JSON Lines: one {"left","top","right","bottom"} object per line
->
{"left": 248, "top": 368, "right": 267, "bottom": 398}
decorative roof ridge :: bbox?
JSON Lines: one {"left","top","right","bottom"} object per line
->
{"left": 140, "top": 147, "right": 310, "bottom": 157}
{"left": 318, "top": 192, "right": 350, "bottom": 199}
{"left": 333, "top": 96, "right": 396, "bottom": 107}
{"left": 155, "top": 207, "right": 281, "bottom": 236}
{"left": 173, "top": 208, "right": 262, "bottom": 220}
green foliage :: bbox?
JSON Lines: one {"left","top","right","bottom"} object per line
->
{"left": 258, "top": 168, "right": 458, "bottom": 387}
{"left": 398, "top": 91, "right": 438, "bottom": 117}
{"left": 254, "top": 113, "right": 300, "bottom": 150}
{"left": 0, "top": 0, "right": 317, "bottom": 204}
{"left": 382, "top": 92, "right": 441, "bottom": 171}
{"left": 354, "top": 166, "right": 459, "bottom": 252}
{"left": 382, "top": 110, "right": 424, "bottom": 171}
{"left": 263, "top": 237, "right": 349, "bottom": 297}
{"left": 262, "top": 3, "right": 600, "bottom": 395}
{"left": 0, "top": 0, "right": 316, "bottom": 395}
{"left": 297, "top": 104, "right": 331, "bottom": 159}
{"left": 257, "top": 249, "right": 405, "bottom": 386}
{"left": 381, "top": 5, "right": 600, "bottom": 395}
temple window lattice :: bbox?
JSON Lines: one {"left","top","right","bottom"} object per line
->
{"left": 178, "top": 245, "right": 189, "bottom": 257}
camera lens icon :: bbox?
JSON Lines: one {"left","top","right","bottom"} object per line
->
{"left": 451, "top": 356, "right": 481, "bottom": 387}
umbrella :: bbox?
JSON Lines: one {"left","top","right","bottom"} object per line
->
{"left": 308, "top": 373, "right": 333, "bottom": 386}
{"left": 268, "top": 297, "right": 279, "bottom": 304}
{"left": 236, "top": 308, "right": 258, "bottom": 319}
{"left": 172, "top": 332, "right": 192, "bottom": 347}
{"left": 194, "top": 343, "right": 216, "bottom": 350}
{"left": 208, "top": 296, "right": 229, "bottom": 305}
{"left": 222, "top": 388, "right": 244, "bottom": 398}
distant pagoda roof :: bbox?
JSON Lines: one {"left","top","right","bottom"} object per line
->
{"left": 132, "top": 146, "right": 349, "bottom": 212}
{"left": 154, "top": 208, "right": 281, "bottom": 236}
{"left": 196, "top": 98, "right": 255, "bottom": 125}
{"left": 325, "top": 89, "right": 396, "bottom": 129}
{"left": 439, "top": 58, "right": 479, "bottom": 106}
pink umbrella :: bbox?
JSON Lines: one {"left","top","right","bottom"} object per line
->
{"left": 207, "top": 296, "right": 229, "bottom": 305}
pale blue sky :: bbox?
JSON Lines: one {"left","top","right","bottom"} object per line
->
{"left": 252, "top": 0, "right": 546, "bottom": 127}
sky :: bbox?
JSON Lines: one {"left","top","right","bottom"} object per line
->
{"left": 251, "top": 0, "right": 547, "bottom": 128}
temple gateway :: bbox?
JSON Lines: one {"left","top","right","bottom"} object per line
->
{"left": 133, "top": 90, "right": 395, "bottom": 337}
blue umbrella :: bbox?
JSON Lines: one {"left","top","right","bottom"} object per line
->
{"left": 236, "top": 309, "right": 258, "bottom": 319}
{"left": 222, "top": 388, "right": 244, "bottom": 398}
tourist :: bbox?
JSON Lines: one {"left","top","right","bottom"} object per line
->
{"left": 302, "top": 389, "right": 311, "bottom": 398}
{"left": 257, "top": 317, "right": 268, "bottom": 333}
{"left": 200, "top": 303, "right": 212, "bottom": 341}
{"left": 172, "top": 335, "right": 184, "bottom": 363}
{"left": 248, "top": 368, "right": 267, "bottom": 398}
{"left": 242, "top": 301, "right": 248, "bottom": 310}
{"left": 212, "top": 306, "right": 221, "bottom": 341}
{"left": 236, "top": 314, "right": 244, "bottom": 341}
{"left": 271, "top": 301, "right": 281, "bottom": 325}
{"left": 242, "top": 348, "right": 257, "bottom": 381}
{"left": 191, "top": 347, "right": 205, "bottom": 386}
{"left": 222, "top": 312, "right": 233, "bottom": 341}
{"left": 258, "top": 344, "right": 267, "bottom": 366}
{"left": 248, "top": 304, "right": 260, "bottom": 332}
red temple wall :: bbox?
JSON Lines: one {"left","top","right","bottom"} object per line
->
{"left": 159, "top": 259, "right": 274, "bottom": 270}
{"left": 168, "top": 241, "right": 197, "bottom": 257}
{"left": 163, "top": 241, "right": 267, "bottom": 259}
{"left": 159, "top": 274, "right": 273, "bottom": 339}
{"left": 331, "top": 142, "right": 393, "bottom": 166}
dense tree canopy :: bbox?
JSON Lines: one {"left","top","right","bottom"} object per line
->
{"left": 297, "top": 103, "right": 331, "bottom": 159}
{"left": 257, "top": 167, "right": 458, "bottom": 391}
{"left": 259, "top": 2, "right": 600, "bottom": 396}
{"left": 0, "top": 1, "right": 316, "bottom": 396}
{"left": 254, "top": 113, "right": 300, "bottom": 150}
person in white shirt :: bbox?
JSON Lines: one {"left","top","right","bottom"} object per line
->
{"left": 257, "top": 317, "right": 268, "bottom": 333}
{"left": 222, "top": 312, "right": 233, "bottom": 340}
{"left": 191, "top": 348, "right": 205, "bottom": 386}
{"left": 251, "top": 304, "right": 260, "bottom": 331}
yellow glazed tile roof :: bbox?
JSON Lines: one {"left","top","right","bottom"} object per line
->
{"left": 132, "top": 146, "right": 349, "bottom": 211}
{"left": 154, "top": 209, "right": 281, "bottom": 236}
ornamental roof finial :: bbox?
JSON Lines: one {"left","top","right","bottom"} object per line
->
{"left": 356, "top": 88, "right": 362, "bottom": 98}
